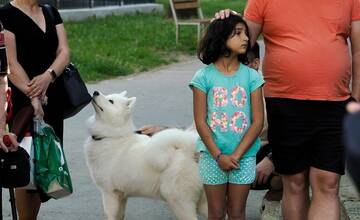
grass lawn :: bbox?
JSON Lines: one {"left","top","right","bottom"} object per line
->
{"left": 66, "top": 0, "right": 246, "bottom": 82}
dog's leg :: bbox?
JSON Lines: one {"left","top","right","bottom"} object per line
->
{"left": 101, "top": 191, "right": 127, "bottom": 220}
{"left": 197, "top": 191, "right": 208, "bottom": 218}
{"left": 165, "top": 198, "right": 198, "bottom": 220}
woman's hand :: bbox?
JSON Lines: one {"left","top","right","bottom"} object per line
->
{"left": 0, "top": 132, "right": 18, "bottom": 152}
{"left": 27, "top": 71, "right": 53, "bottom": 99}
{"left": 217, "top": 155, "right": 239, "bottom": 171}
{"left": 31, "top": 97, "right": 44, "bottom": 119}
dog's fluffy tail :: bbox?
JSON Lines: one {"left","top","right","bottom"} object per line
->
{"left": 145, "top": 129, "right": 198, "bottom": 172}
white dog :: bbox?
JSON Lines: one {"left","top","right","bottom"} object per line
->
{"left": 84, "top": 91, "right": 207, "bottom": 220}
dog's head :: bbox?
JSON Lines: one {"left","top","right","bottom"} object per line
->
{"left": 91, "top": 90, "right": 136, "bottom": 125}
{"left": 87, "top": 91, "right": 137, "bottom": 139}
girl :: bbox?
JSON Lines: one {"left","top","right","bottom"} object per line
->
{"left": 189, "top": 15, "right": 264, "bottom": 220}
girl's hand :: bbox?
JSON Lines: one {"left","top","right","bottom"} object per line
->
{"left": 217, "top": 155, "right": 239, "bottom": 171}
{"left": 230, "top": 153, "right": 241, "bottom": 162}
{"left": 27, "top": 71, "right": 53, "bottom": 99}
{"left": 31, "top": 97, "right": 44, "bottom": 119}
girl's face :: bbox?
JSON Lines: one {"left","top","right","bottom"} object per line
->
{"left": 226, "top": 23, "right": 249, "bottom": 56}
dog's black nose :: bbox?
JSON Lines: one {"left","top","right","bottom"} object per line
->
{"left": 93, "top": 91, "right": 99, "bottom": 96}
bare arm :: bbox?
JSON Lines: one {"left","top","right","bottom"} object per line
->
{"left": 0, "top": 76, "right": 7, "bottom": 134}
{"left": 51, "top": 24, "right": 70, "bottom": 77}
{"left": 243, "top": 18, "right": 263, "bottom": 47}
{"left": 5, "top": 30, "right": 31, "bottom": 94}
{"left": 193, "top": 87, "right": 221, "bottom": 158}
{"left": 5, "top": 30, "right": 44, "bottom": 118}
{"left": 231, "top": 87, "right": 264, "bottom": 160}
{"left": 0, "top": 76, "right": 18, "bottom": 152}
{"left": 351, "top": 20, "right": 360, "bottom": 101}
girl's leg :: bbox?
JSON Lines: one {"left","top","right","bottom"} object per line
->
{"left": 227, "top": 184, "right": 250, "bottom": 220}
{"left": 15, "top": 189, "right": 41, "bottom": 220}
{"left": 204, "top": 184, "right": 227, "bottom": 220}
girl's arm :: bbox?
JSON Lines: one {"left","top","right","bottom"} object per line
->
{"left": 193, "top": 87, "right": 221, "bottom": 158}
{"left": 231, "top": 87, "right": 264, "bottom": 160}
{"left": 5, "top": 30, "right": 44, "bottom": 118}
{"left": 193, "top": 87, "right": 238, "bottom": 170}
{"left": 27, "top": 23, "right": 70, "bottom": 98}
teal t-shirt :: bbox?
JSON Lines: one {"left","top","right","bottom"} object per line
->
{"left": 189, "top": 63, "right": 265, "bottom": 157}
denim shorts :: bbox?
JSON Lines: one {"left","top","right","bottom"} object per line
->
{"left": 199, "top": 152, "right": 256, "bottom": 185}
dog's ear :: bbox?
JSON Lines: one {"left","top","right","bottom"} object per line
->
{"left": 119, "top": 91, "right": 128, "bottom": 97}
{"left": 126, "top": 97, "right": 136, "bottom": 109}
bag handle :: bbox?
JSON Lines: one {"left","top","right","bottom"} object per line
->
{"left": 43, "top": 4, "right": 55, "bottom": 27}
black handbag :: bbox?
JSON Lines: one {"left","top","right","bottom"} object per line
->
{"left": 42, "top": 4, "right": 92, "bottom": 118}
{"left": 0, "top": 147, "right": 30, "bottom": 188}
{"left": 62, "top": 63, "right": 92, "bottom": 118}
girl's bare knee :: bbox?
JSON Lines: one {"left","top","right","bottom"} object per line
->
{"left": 208, "top": 208, "right": 226, "bottom": 220}
{"left": 227, "top": 208, "right": 245, "bottom": 220}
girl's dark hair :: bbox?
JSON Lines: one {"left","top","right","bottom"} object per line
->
{"left": 197, "top": 15, "right": 250, "bottom": 65}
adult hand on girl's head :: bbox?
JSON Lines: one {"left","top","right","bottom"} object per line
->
{"left": 26, "top": 71, "right": 53, "bottom": 99}
{"left": 214, "top": 9, "right": 240, "bottom": 21}
{"left": 217, "top": 155, "right": 239, "bottom": 171}
{"left": 31, "top": 97, "right": 44, "bottom": 119}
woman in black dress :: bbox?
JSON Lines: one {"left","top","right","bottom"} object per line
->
{"left": 0, "top": 0, "right": 70, "bottom": 219}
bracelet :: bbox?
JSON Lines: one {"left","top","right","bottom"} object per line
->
{"left": 215, "top": 153, "right": 223, "bottom": 162}
{"left": 267, "top": 152, "right": 273, "bottom": 161}
{"left": 47, "top": 68, "right": 57, "bottom": 82}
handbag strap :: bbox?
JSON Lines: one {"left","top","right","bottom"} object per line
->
{"left": 43, "top": 4, "right": 55, "bottom": 27}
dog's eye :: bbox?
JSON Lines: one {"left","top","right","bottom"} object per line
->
{"left": 109, "top": 100, "right": 114, "bottom": 104}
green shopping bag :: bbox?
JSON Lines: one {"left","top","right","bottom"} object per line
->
{"left": 33, "top": 119, "right": 73, "bottom": 199}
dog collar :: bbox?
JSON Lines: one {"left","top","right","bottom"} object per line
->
{"left": 91, "top": 135, "right": 104, "bottom": 141}
{"left": 92, "top": 131, "right": 142, "bottom": 141}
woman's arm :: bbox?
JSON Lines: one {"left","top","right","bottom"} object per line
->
{"left": 5, "top": 30, "right": 31, "bottom": 94}
{"left": 231, "top": 87, "right": 264, "bottom": 160}
{"left": 50, "top": 24, "right": 70, "bottom": 77}
{"left": 0, "top": 76, "right": 19, "bottom": 152}
{"left": 27, "top": 23, "right": 70, "bottom": 98}
{"left": 5, "top": 30, "right": 44, "bottom": 118}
